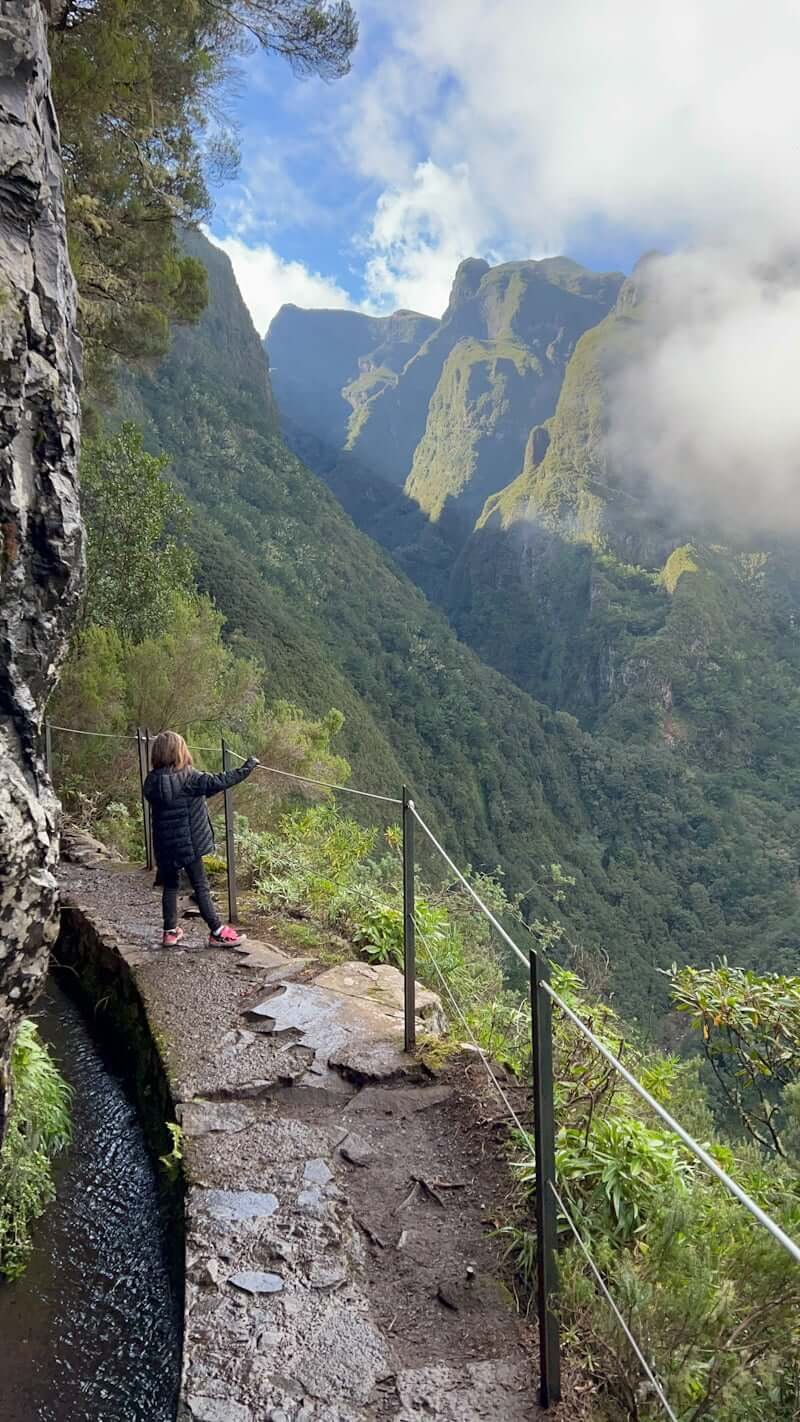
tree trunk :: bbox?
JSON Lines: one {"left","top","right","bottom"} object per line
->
{"left": 0, "top": 1, "right": 83, "bottom": 1139}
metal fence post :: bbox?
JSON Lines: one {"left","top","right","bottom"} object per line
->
{"left": 402, "top": 786, "right": 416, "bottom": 1052}
{"left": 530, "top": 950, "right": 562, "bottom": 1408}
{"left": 221, "top": 737, "right": 238, "bottom": 924}
{"left": 144, "top": 728, "right": 154, "bottom": 869}
{"left": 44, "top": 719, "right": 53, "bottom": 780}
{"left": 136, "top": 728, "right": 153, "bottom": 870}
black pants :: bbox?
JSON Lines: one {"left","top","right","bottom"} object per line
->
{"left": 161, "top": 859, "right": 221, "bottom": 933}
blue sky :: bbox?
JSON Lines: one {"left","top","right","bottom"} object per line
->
{"left": 204, "top": 2, "right": 670, "bottom": 334}
{"left": 203, "top": 0, "right": 790, "bottom": 341}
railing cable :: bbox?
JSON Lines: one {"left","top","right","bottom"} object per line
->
{"left": 48, "top": 723, "right": 138, "bottom": 741}
{"left": 48, "top": 721, "right": 402, "bottom": 806}
{"left": 549, "top": 1179, "right": 679, "bottom": 1422}
{"left": 410, "top": 799, "right": 800, "bottom": 1267}
{"left": 244, "top": 752, "right": 401, "bottom": 805}
{"left": 542, "top": 982, "right": 800, "bottom": 1265}
{"left": 409, "top": 801, "right": 530, "bottom": 970}
{"left": 412, "top": 910, "right": 534, "bottom": 1150}
{"left": 416, "top": 909, "right": 677, "bottom": 1417}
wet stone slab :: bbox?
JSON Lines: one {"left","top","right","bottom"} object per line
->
{"left": 178, "top": 1101, "right": 254, "bottom": 1136}
{"left": 227, "top": 1271, "right": 285, "bottom": 1296}
{"left": 197, "top": 1190, "right": 280, "bottom": 1224}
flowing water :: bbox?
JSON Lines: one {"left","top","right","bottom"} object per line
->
{"left": 0, "top": 980, "right": 181, "bottom": 1421}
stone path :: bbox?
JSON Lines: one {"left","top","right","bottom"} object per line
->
{"left": 58, "top": 851, "right": 545, "bottom": 1422}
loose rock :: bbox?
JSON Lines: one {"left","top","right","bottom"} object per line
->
{"left": 303, "top": 1157, "right": 333, "bottom": 1187}
{"left": 227, "top": 1271, "right": 285, "bottom": 1296}
{"left": 339, "top": 1132, "right": 372, "bottom": 1167}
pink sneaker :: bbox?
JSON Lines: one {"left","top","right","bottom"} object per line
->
{"left": 208, "top": 924, "right": 244, "bottom": 948}
{"left": 162, "top": 927, "right": 185, "bottom": 948}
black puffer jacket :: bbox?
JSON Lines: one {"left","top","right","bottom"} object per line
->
{"left": 144, "top": 761, "right": 256, "bottom": 870}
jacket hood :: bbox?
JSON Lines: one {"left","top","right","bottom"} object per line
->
{"left": 143, "top": 768, "right": 191, "bottom": 804}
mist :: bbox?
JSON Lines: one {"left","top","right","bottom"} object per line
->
{"left": 607, "top": 248, "right": 800, "bottom": 536}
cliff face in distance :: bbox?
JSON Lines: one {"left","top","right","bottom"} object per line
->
{"left": 267, "top": 254, "right": 800, "bottom": 777}
{"left": 268, "top": 304, "right": 437, "bottom": 458}
{"left": 268, "top": 257, "right": 624, "bottom": 539}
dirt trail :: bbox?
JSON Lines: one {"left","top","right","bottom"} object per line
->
{"left": 58, "top": 851, "right": 556, "bottom": 1422}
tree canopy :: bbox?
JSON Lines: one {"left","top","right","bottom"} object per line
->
{"left": 50, "top": 0, "right": 358, "bottom": 395}
{"left": 80, "top": 424, "right": 195, "bottom": 642}
{"left": 670, "top": 961, "right": 800, "bottom": 1158}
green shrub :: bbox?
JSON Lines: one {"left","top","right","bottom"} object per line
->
{"left": 95, "top": 800, "right": 142, "bottom": 859}
{"left": 0, "top": 1022, "right": 72, "bottom": 1280}
{"left": 352, "top": 904, "right": 404, "bottom": 966}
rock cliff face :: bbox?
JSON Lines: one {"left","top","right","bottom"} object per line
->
{"left": 267, "top": 304, "right": 436, "bottom": 459}
{"left": 0, "top": 0, "right": 83, "bottom": 1139}
{"left": 267, "top": 257, "right": 623, "bottom": 520}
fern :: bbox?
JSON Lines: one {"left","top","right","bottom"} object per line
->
{"left": 0, "top": 1021, "right": 72, "bottom": 1280}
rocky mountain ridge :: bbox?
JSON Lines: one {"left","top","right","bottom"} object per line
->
{"left": 267, "top": 255, "right": 800, "bottom": 767}
{"left": 269, "top": 256, "right": 624, "bottom": 538}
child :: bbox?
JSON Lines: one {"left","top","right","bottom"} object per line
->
{"left": 144, "top": 730, "right": 257, "bottom": 948}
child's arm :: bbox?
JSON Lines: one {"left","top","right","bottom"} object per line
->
{"left": 184, "top": 758, "right": 258, "bottom": 799}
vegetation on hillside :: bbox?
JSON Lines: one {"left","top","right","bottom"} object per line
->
{"left": 404, "top": 336, "right": 553, "bottom": 527}
{"left": 108, "top": 234, "right": 800, "bottom": 1027}
{"left": 49, "top": 424, "right": 351, "bottom": 854}
{"left": 0, "top": 1024, "right": 71, "bottom": 1281}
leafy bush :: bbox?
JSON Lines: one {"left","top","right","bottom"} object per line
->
{"left": 94, "top": 801, "right": 142, "bottom": 859}
{"left": 555, "top": 1170, "right": 800, "bottom": 1422}
{"left": 0, "top": 1022, "right": 72, "bottom": 1280}
{"left": 352, "top": 904, "right": 404, "bottom": 966}
{"left": 669, "top": 960, "right": 800, "bottom": 1159}
{"left": 503, "top": 958, "right": 800, "bottom": 1421}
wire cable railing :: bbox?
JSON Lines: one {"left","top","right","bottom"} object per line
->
{"left": 45, "top": 719, "right": 800, "bottom": 1415}
{"left": 48, "top": 723, "right": 138, "bottom": 740}
{"left": 413, "top": 896, "right": 680, "bottom": 1413}
{"left": 405, "top": 796, "right": 800, "bottom": 1415}
{"left": 408, "top": 800, "right": 800, "bottom": 1266}
{"left": 550, "top": 1177, "right": 679, "bottom": 1422}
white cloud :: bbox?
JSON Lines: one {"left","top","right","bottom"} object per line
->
{"left": 362, "top": 160, "right": 505, "bottom": 316}
{"left": 353, "top": 1, "right": 800, "bottom": 251}
{"left": 206, "top": 2, "right": 800, "bottom": 527}
{"left": 205, "top": 231, "right": 355, "bottom": 336}
{"left": 215, "top": 154, "right": 319, "bottom": 242}
{"left": 608, "top": 249, "right": 800, "bottom": 534}
{"left": 347, "top": 1, "right": 800, "bottom": 528}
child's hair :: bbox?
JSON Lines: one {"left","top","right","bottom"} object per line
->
{"left": 150, "top": 730, "right": 193, "bottom": 772}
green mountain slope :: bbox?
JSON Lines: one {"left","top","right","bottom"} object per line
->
{"left": 451, "top": 273, "right": 800, "bottom": 771}
{"left": 120, "top": 232, "right": 800, "bottom": 1025}
{"left": 268, "top": 304, "right": 437, "bottom": 459}
{"left": 268, "top": 256, "right": 623, "bottom": 519}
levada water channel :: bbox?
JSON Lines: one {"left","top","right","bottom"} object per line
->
{"left": 0, "top": 979, "right": 181, "bottom": 1421}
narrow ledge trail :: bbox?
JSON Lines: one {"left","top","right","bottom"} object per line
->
{"left": 55, "top": 838, "right": 588, "bottom": 1422}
